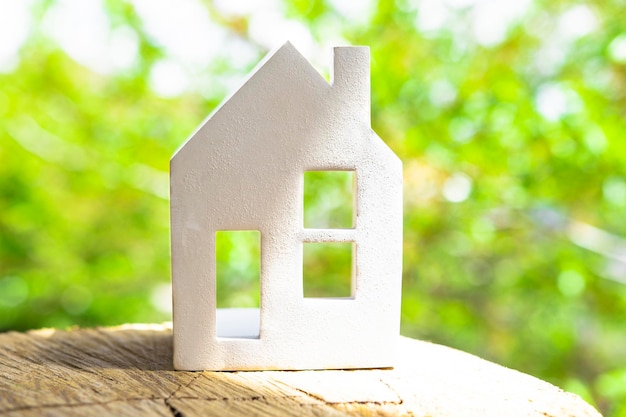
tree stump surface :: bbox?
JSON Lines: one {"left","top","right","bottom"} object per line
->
{"left": 0, "top": 323, "right": 601, "bottom": 417}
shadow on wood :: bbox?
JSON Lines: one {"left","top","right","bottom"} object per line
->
{"left": 0, "top": 323, "right": 602, "bottom": 416}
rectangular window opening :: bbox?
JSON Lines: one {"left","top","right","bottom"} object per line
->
{"left": 303, "top": 242, "right": 354, "bottom": 298}
{"left": 304, "top": 170, "right": 355, "bottom": 229}
{"left": 215, "top": 230, "right": 260, "bottom": 339}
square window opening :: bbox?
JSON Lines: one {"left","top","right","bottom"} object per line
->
{"left": 303, "top": 242, "right": 354, "bottom": 298}
{"left": 304, "top": 170, "right": 355, "bottom": 228}
{"left": 215, "top": 230, "right": 260, "bottom": 339}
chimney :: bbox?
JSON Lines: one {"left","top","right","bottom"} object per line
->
{"left": 332, "top": 46, "right": 370, "bottom": 122}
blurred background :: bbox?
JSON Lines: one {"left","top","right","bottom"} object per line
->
{"left": 1, "top": 0, "right": 625, "bottom": 414}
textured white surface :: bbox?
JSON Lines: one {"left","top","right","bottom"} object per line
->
{"left": 170, "top": 42, "right": 403, "bottom": 371}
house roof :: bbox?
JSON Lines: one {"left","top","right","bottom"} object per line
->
{"left": 172, "top": 42, "right": 331, "bottom": 160}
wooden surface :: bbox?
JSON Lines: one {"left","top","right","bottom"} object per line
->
{"left": 0, "top": 323, "right": 601, "bottom": 417}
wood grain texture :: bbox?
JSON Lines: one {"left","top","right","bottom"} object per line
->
{"left": 0, "top": 323, "right": 602, "bottom": 417}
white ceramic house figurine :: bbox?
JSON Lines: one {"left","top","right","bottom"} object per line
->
{"left": 170, "top": 42, "right": 402, "bottom": 371}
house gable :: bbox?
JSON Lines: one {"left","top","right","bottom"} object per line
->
{"left": 172, "top": 42, "right": 330, "bottom": 163}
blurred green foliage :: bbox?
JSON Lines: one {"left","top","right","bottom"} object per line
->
{"left": 303, "top": 242, "right": 353, "bottom": 297}
{"left": 304, "top": 170, "right": 354, "bottom": 228}
{"left": 216, "top": 230, "right": 260, "bottom": 308}
{"left": 0, "top": 0, "right": 625, "bottom": 414}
